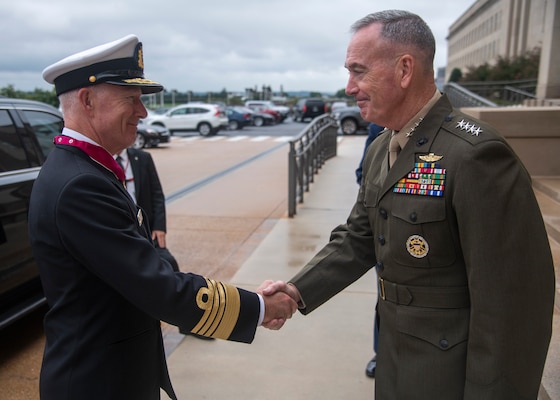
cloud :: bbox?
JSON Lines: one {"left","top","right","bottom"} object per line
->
{"left": 0, "top": 0, "right": 474, "bottom": 93}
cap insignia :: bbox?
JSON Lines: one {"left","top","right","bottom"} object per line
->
{"left": 137, "top": 45, "right": 144, "bottom": 70}
{"left": 456, "top": 119, "right": 483, "bottom": 136}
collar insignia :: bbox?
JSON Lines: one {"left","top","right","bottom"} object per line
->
{"left": 405, "top": 117, "right": 424, "bottom": 137}
{"left": 456, "top": 119, "right": 483, "bottom": 136}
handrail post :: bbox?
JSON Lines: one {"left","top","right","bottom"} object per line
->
{"left": 288, "top": 141, "right": 297, "bottom": 217}
{"left": 287, "top": 114, "right": 338, "bottom": 217}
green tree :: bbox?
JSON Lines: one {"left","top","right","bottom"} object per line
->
{"left": 461, "top": 47, "right": 540, "bottom": 82}
{"left": 0, "top": 84, "right": 17, "bottom": 98}
{"left": 29, "top": 88, "right": 59, "bottom": 107}
{"left": 228, "top": 96, "right": 244, "bottom": 106}
{"left": 463, "top": 62, "right": 492, "bottom": 81}
{"left": 335, "top": 88, "right": 352, "bottom": 99}
{"left": 0, "top": 84, "right": 58, "bottom": 107}
{"left": 448, "top": 68, "right": 462, "bottom": 82}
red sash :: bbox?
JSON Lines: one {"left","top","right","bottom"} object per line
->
{"left": 54, "top": 135, "right": 125, "bottom": 184}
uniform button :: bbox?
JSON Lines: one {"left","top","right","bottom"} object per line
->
{"left": 409, "top": 212, "right": 417, "bottom": 222}
{"left": 379, "top": 208, "right": 388, "bottom": 219}
{"left": 375, "top": 262, "right": 384, "bottom": 272}
{"left": 378, "top": 235, "right": 386, "bottom": 245}
{"left": 440, "top": 339, "right": 449, "bottom": 349}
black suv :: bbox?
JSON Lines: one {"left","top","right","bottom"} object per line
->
{"left": 0, "top": 97, "right": 64, "bottom": 329}
{"left": 293, "top": 98, "right": 327, "bottom": 122}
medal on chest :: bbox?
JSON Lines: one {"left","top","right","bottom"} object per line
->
{"left": 393, "top": 153, "right": 446, "bottom": 197}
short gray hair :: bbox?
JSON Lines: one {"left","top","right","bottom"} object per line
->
{"left": 351, "top": 10, "right": 435, "bottom": 68}
{"left": 58, "top": 90, "right": 78, "bottom": 117}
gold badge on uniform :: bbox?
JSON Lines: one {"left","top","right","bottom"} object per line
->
{"left": 137, "top": 209, "right": 143, "bottom": 227}
{"left": 406, "top": 235, "right": 429, "bottom": 258}
{"left": 419, "top": 153, "right": 443, "bottom": 162}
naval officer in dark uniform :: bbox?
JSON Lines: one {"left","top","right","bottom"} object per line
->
{"left": 263, "top": 10, "right": 555, "bottom": 399}
{"left": 29, "top": 35, "right": 297, "bottom": 400}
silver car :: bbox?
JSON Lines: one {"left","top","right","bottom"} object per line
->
{"left": 143, "top": 103, "right": 228, "bottom": 137}
{"left": 333, "top": 106, "right": 370, "bottom": 135}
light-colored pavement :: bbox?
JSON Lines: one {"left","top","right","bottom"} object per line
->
{"left": 163, "top": 136, "right": 560, "bottom": 400}
{"left": 165, "top": 137, "right": 376, "bottom": 399}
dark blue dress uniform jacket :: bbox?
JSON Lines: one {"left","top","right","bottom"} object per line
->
{"left": 29, "top": 143, "right": 260, "bottom": 400}
{"left": 290, "top": 95, "right": 555, "bottom": 399}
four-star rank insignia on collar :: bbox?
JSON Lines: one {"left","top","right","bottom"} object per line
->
{"left": 456, "top": 119, "right": 483, "bottom": 136}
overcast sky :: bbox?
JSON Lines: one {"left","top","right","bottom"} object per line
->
{"left": 0, "top": 0, "right": 474, "bottom": 94}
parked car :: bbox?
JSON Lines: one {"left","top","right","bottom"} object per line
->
{"left": 244, "top": 100, "right": 290, "bottom": 122}
{"left": 226, "top": 107, "right": 252, "bottom": 130}
{"left": 293, "top": 98, "right": 327, "bottom": 122}
{"left": 244, "top": 104, "right": 282, "bottom": 123}
{"left": 0, "top": 97, "right": 64, "bottom": 329}
{"left": 143, "top": 103, "right": 228, "bottom": 137}
{"left": 330, "top": 101, "right": 349, "bottom": 113}
{"left": 151, "top": 107, "right": 170, "bottom": 115}
{"left": 333, "top": 106, "right": 370, "bottom": 135}
{"left": 247, "top": 108, "right": 276, "bottom": 127}
{"left": 134, "top": 121, "right": 170, "bottom": 149}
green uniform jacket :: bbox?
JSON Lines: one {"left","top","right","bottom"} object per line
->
{"left": 290, "top": 95, "right": 555, "bottom": 399}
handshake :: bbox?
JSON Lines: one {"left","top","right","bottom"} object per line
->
{"left": 256, "top": 280, "right": 301, "bottom": 330}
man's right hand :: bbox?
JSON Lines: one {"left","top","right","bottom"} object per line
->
{"left": 257, "top": 280, "right": 301, "bottom": 330}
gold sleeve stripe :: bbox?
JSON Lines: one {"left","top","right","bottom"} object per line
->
{"left": 191, "top": 278, "right": 241, "bottom": 340}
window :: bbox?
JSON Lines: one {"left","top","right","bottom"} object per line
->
{"left": 0, "top": 110, "right": 27, "bottom": 172}
{"left": 170, "top": 108, "right": 187, "bottom": 116}
{"left": 22, "top": 110, "right": 63, "bottom": 158}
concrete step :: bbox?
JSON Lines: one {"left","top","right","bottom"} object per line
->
{"left": 533, "top": 176, "right": 560, "bottom": 307}
{"left": 533, "top": 177, "right": 560, "bottom": 400}
{"left": 534, "top": 177, "right": 560, "bottom": 245}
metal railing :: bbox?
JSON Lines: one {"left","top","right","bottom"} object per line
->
{"left": 444, "top": 79, "right": 540, "bottom": 107}
{"left": 502, "top": 85, "right": 537, "bottom": 103}
{"left": 288, "top": 114, "right": 338, "bottom": 217}
{"left": 443, "top": 82, "right": 498, "bottom": 108}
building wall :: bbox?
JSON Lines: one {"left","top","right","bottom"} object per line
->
{"left": 461, "top": 106, "right": 560, "bottom": 175}
{"left": 446, "top": 0, "right": 548, "bottom": 82}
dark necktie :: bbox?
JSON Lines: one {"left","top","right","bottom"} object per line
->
{"left": 116, "top": 155, "right": 126, "bottom": 174}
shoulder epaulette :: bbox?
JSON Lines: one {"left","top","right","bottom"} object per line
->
{"left": 441, "top": 112, "right": 501, "bottom": 145}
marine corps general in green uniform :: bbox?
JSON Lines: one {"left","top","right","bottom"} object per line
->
{"left": 263, "top": 10, "right": 555, "bottom": 399}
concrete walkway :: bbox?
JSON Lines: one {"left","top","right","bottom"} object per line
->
{"left": 163, "top": 137, "right": 559, "bottom": 399}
